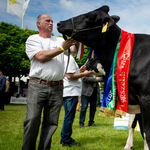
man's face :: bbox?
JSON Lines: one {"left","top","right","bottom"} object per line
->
{"left": 39, "top": 14, "right": 53, "bottom": 33}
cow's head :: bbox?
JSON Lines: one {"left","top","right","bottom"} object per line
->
{"left": 57, "top": 5, "right": 120, "bottom": 47}
{"left": 57, "top": 5, "right": 121, "bottom": 75}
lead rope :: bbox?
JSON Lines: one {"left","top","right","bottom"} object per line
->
{"left": 63, "top": 35, "right": 70, "bottom": 78}
{"left": 62, "top": 17, "right": 76, "bottom": 78}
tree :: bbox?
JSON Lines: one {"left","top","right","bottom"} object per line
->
{"left": 0, "top": 22, "right": 38, "bottom": 77}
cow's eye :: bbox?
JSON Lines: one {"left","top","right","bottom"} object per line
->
{"left": 85, "top": 13, "right": 97, "bottom": 25}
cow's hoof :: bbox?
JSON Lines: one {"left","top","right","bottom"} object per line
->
{"left": 131, "top": 146, "right": 134, "bottom": 149}
{"left": 123, "top": 146, "right": 134, "bottom": 150}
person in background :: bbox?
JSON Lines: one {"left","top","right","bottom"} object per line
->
{"left": 79, "top": 75, "right": 102, "bottom": 128}
{"left": 22, "top": 14, "right": 76, "bottom": 150}
{"left": 60, "top": 45, "right": 93, "bottom": 147}
{"left": 0, "top": 70, "right": 6, "bottom": 111}
{"left": 5, "top": 77, "right": 10, "bottom": 105}
{"left": 76, "top": 96, "right": 81, "bottom": 112}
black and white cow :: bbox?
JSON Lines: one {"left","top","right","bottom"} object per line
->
{"left": 86, "top": 57, "right": 142, "bottom": 150}
{"left": 57, "top": 5, "right": 150, "bottom": 150}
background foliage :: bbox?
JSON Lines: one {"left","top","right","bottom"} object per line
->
{"left": 0, "top": 22, "right": 38, "bottom": 77}
{"left": 75, "top": 45, "right": 90, "bottom": 67}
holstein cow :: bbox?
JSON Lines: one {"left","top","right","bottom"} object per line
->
{"left": 86, "top": 58, "right": 142, "bottom": 150}
{"left": 57, "top": 5, "right": 150, "bottom": 150}
{"left": 85, "top": 57, "right": 142, "bottom": 150}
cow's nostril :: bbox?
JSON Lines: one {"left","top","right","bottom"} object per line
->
{"left": 57, "top": 22, "right": 61, "bottom": 27}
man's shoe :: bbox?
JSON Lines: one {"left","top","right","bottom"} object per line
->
{"left": 80, "top": 124, "right": 84, "bottom": 128}
{"left": 89, "top": 123, "right": 97, "bottom": 127}
{"left": 62, "top": 141, "right": 82, "bottom": 147}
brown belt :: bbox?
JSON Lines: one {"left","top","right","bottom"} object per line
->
{"left": 30, "top": 77, "right": 63, "bottom": 86}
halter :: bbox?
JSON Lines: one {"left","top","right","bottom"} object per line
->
{"left": 63, "top": 17, "right": 103, "bottom": 76}
{"left": 70, "top": 17, "right": 103, "bottom": 38}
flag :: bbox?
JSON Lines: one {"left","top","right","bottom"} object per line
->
{"left": 7, "top": 0, "right": 30, "bottom": 20}
{"left": 77, "top": 43, "right": 84, "bottom": 60}
{"left": 88, "top": 48, "right": 97, "bottom": 59}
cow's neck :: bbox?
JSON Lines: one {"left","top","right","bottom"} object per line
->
{"left": 96, "top": 26, "right": 121, "bottom": 75}
{"left": 79, "top": 24, "right": 121, "bottom": 76}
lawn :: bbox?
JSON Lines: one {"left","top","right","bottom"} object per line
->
{"left": 0, "top": 105, "right": 143, "bottom": 150}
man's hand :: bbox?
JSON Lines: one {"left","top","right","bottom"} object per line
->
{"left": 61, "top": 38, "right": 77, "bottom": 50}
{"left": 80, "top": 65, "right": 86, "bottom": 72}
{"left": 96, "top": 77, "right": 101, "bottom": 82}
{"left": 83, "top": 70, "right": 94, "bottom": 77}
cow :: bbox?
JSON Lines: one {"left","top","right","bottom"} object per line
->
{"left": 57, "top": 5, "right": 150, "bottom": 150}
{"left": 85, "top": 57, "right": 142, "bottom": 150}
{"left": 85, "top": 58, "right": 142, "bottom": 150}
{"left": 86, "top": 58, "right": 142, "bottom": 150}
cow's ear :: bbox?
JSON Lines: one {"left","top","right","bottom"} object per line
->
{"left": 101, "top": 17, "right": 114, "bottom": 33}
{"left": 100, "top": 5, "right": 109, "bottom": 13}
{"left": 111, "top": 15, "right": 120, "bottom": 23}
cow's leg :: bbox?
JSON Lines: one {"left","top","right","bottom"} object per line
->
{"left": 136, "top": 113, "right": 143, "bottom": 138}
{"left": 144, "top": 133, "right": 149, "bottom": 150}
{"left": 140, "top": 103, "right": 150, "bottom": 150}
{"left": 123, "top": 114, "right": 136, "bottom": 150}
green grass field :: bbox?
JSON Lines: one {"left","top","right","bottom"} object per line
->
{"left": 0, "top": 105, "right": 143, "bottom": 150}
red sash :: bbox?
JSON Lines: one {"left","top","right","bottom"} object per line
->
{"left": 115, "top": 30, "right": 134, "bottom": 116}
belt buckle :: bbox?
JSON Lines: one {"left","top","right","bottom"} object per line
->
{"left": 51, "top": 81, "right": 55, "bottom": 86}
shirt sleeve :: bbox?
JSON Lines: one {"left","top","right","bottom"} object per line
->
{"left": 26, "top": 35, "right": 43, "bottom": 60}
{"left": 82, "top": 76, "right": 97, "bottom": 83}
{"left": 65, "top": 56, "right": 76, "bottom": 73}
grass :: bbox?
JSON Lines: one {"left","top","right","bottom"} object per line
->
{"left": 0, "top": 105, "right": 143, "bottom": 150}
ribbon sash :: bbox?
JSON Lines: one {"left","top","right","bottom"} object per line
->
{"left": 115, "top": 30, "right": 134, "bottom": 115}
{"left": 99, "top": 30, "right": 134, "bottom": 117}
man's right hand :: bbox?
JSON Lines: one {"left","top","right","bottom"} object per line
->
{"left": 61, "top": 38, "right": 77, "bottom": 51}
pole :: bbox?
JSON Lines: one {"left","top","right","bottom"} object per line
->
{"left": 22, "top": 17, "right": 24, "bottom": 29}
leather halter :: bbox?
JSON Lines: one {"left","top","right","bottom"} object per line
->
{"left": 70, "top": 17, "right": 103, "bottom": 38}
{"left": 62, "top": 17, "right": 103, "bottom": 77}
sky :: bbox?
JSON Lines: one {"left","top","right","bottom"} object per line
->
{"left": 1, "top": 0, "right": 150, "bottom": 36}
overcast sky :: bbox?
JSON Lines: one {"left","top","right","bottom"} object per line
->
{"left": 1, "top": 0, "right": 150, "bottom": 36}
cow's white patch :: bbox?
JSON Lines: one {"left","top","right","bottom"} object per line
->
{"left": 96, "top": 63, "right": 105, "bottom": 75}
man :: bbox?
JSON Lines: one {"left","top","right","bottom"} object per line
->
{"left": 60, "top": 46, "right": 93, "bottom": 147}
{"left": 0, "top": 70, "right": 6, "bottom": 111}
{"left": 5, "top": 77, "right": 10, "bottom": 105}
{"left": 79, "top": 75, "right": 102, "bottom": 128}
{"left": 22, "top": 14, "right": 77, "bottom": 150}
